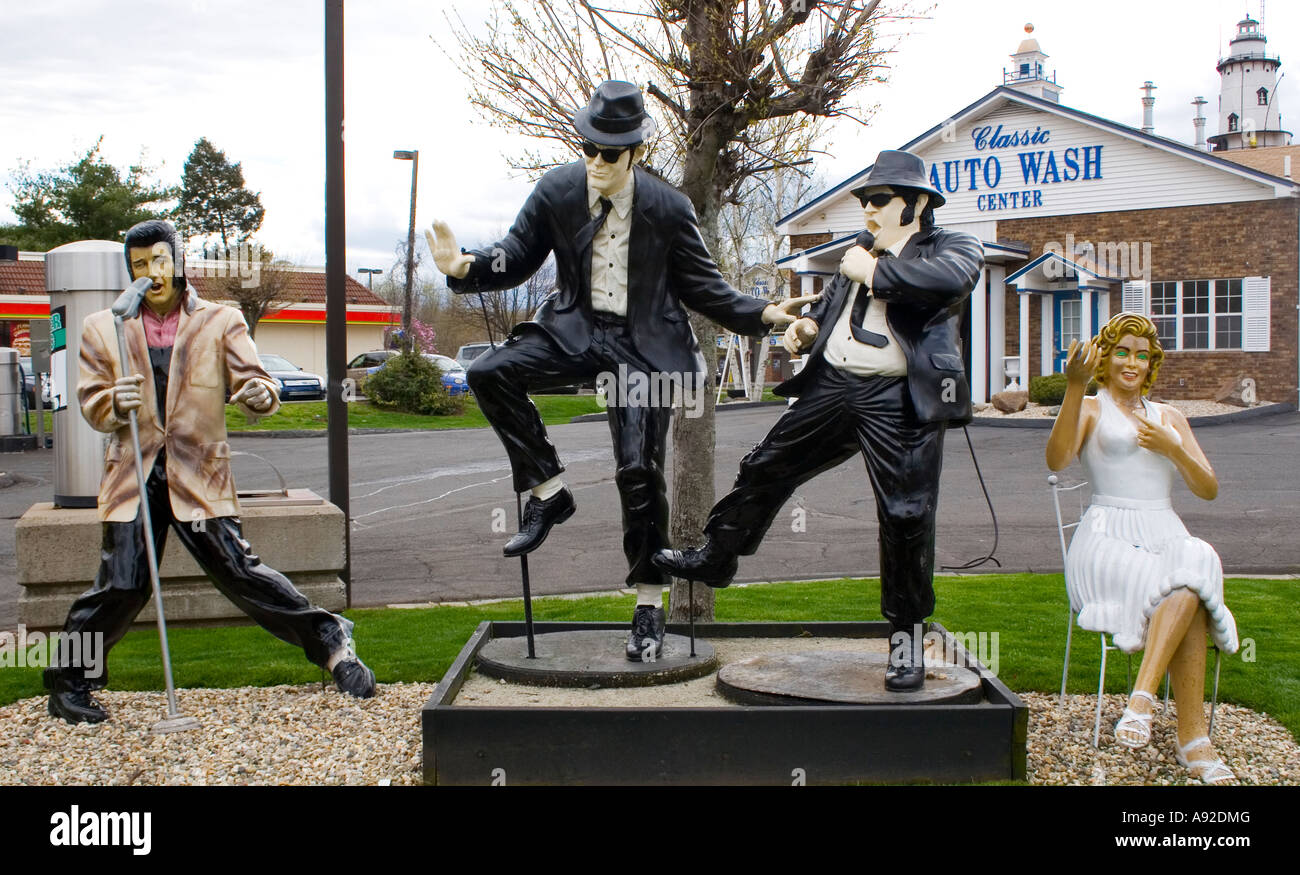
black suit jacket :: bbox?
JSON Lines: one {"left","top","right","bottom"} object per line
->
{"left": 447, "top": 162, "right": 769, "bottom": 379}
{"left": 777, "top": 226, "right": 985, "bottom": 425}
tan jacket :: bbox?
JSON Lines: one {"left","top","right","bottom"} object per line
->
{"left": 78, "top": 298, "right": 280, "bottom": 523}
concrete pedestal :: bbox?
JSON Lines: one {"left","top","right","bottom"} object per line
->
{"left": 15, "top": 489, "right": 346, "bottom": 629}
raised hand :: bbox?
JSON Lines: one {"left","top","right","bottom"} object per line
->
{"left": 426, "top": 220, "right": 475, "bottom": 279}
{"left": 839, "top": 245, "right": 878, "bottom": 285}
{"left": 1064, "top": 338, "right": 1100, "bottom": 385}
{"left": 762, "top": 293, "right": 821, "bottom": 326}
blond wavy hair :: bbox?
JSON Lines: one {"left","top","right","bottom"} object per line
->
{"left": 1093, "top": 312, "right": 1164, "bottom": 394}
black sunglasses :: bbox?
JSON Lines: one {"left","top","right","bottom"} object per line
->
{"left": 857, "top": 191, "right": 897, "bottom": 208}
{"left": 582, "top": 141, "right": 630, "bottom": 164}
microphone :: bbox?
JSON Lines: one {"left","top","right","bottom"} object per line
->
{"left": 854, "top": 229, "right": 876, "bottom": 252}
{"left": 111, "top": 277, "right": 155, "bottom": 320}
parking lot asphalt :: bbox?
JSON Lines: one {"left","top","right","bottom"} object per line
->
{"left": 1, "top": 406, "right": 1297, "bottom": 628}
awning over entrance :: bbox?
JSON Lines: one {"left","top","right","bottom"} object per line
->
{"left": 1003, "top": 250, "right": 1121, "bottom": 390}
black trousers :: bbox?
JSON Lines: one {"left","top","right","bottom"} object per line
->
{"left": 51, "top": 454, "right": 351, "bottom": 690}
{"left": 705, "top": 366, "right": 946, "bottom": 627}
{"left": 468, "top": 320, "right": 672, "bottom": 587}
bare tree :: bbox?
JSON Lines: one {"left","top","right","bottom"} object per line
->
{"left": 442, "top": 0, "right": 900, "bottom": 619}
{"left": 717, "top": 122, "right": 830, "bottom": 399}
{"left": 201, "top": 245, "right": 295, "bottom": 339}
{"left": 473, "top": 258, "right": 558, "bottom": 341}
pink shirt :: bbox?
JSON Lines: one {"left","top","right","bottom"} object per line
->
{"left": 142, "top": 305, "right": 181, "bottom": 347}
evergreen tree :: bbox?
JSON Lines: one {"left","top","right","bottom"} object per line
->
{"left": 177, "top": 137, "right": 265, "bottom": 252}
{"left": 0, "top": 137, "right": 174, "bottom": 251}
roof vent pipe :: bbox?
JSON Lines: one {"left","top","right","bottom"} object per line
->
{"left": 1141, "top": 81, "right": 1157, "bottom": 134}
{"left": 1192, "top": 96, "right": 1209, "bottom": 150}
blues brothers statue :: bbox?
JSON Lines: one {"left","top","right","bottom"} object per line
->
{"left": 428, "top": 81, "right": 812, "bottom": 660}
{"left": 654, "top": 150, "right": 985, "bottom": 691}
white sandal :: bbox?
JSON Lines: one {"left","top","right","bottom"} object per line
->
{"left": 1114, "top": 690, "right": 1157, "bottom": 749}
{"left": 1175, "top": 736, "right": 1236, "bottom": 785}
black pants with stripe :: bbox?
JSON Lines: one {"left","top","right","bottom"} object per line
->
{"left": 705, "top": 366, "right": 947, "bottom": 627}
{"left": 49, "top": 453, "right": 351, "bottom": 691}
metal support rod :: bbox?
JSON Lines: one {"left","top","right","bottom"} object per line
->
{"left": 113, "top": 317, "right": 192, "bottom": 729}
{"left": 325, "top": 0, "right": 351, "bottom": 601}
{"left": 517, "top": 492, "right": 537, "bottom": 659}
{"left": 688, "top": 578, "right": 696, "bottom": 657}
{"left": 401, "top": 152, "right": 418, "bottom": 346}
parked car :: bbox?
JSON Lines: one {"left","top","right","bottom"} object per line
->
{"left": 452, "top": 341, "right": 592, "bottom": 393}
{"left": 346, "top": 350, "right": 396, "bottom": 384}
{"left": 346, "top": 350, "right": 470, "bottom": 397}
{"left": 423, "top": 354, "right": 471, "bottom": 396}
{"left": 454, "top": 342, "right": 494, "bottom": 371}
{"left": 257, "top": 354, "right": 326, "bottom": 401}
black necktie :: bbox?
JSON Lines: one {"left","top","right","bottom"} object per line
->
{"left": 848, "top": 253, "right": 889, "bottom": 347}
{"left": 575, "top": 197, "right": 613, "bottom": 254}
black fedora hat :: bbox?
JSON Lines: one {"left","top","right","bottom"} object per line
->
{"left": 849, "top": 149, "right": 945, "bottom": 209}
{"left": 574, "top": 80, "right": 657, "bottom": 147}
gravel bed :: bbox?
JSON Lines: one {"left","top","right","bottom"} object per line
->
{"left": 0, "top": 684, "right": 429, "bottom": 786}
{"left": 1022, "top": 692, "right": 1297, "bottom": 786}
{"left": 2, "top": 679, "right": 1295, "bottom": 785}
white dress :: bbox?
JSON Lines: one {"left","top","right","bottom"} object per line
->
{"left": 1065, "top": 389, "right": 1238, "bottom": 654}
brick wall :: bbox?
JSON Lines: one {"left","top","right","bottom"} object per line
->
{"left": 785, "top": 232, "right": 835, "bottom": 298}
{"left": 998, "top": 200, "right": 1299, "bottom": 402}
{"left": 789, "top": 232, "right": 833, "bottom": 252}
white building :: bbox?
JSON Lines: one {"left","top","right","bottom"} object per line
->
{"left": 775, "top": 23, "right": 1300, "bottom": 404}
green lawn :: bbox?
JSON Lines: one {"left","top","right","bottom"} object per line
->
{"left": 18, "top": 409, "right": 52, "bottom": 435}
{"left": 225, "top": 395, "right": 604, "bottom": 432}
{"left": 4, "top": 574, "right": 1293, "bottom": 739}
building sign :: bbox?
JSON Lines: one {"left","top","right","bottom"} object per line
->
{"left": 929, "top": 125, "right": 1104, "bottom": 213}
{"left": 49, "top": 306, "right": 67, "bottom": 411}
{"left": 9, "top": 323, "right": 30, "bottom": 356}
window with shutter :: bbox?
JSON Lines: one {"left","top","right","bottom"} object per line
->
{"left": 1121, "top": 280, "right": 1147, "bottom": 315}
{"left": 1242, "top": 276, "right": 1271, "bottom": 352}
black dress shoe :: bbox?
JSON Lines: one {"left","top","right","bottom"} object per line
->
{"left": 651, "top": 541, "right": 738, "bottom": 588}
{"left": 44, "top": 668, "right": 108, "bottom": 724}
{"left": 625, "top": 605, "right": 666, "bottom": 662}
{"left": 885, "top": 625, "right": 926, "bottom": 692}
{"left": 47, "top": 689, "right": 108, "bottom": 724}
{"left": 332, "top": 659, "right": 377, "bottom": 699}
{"left": 504, "top": 488, "right": 577, "bottom": 557}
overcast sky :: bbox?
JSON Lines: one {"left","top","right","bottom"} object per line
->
{"left": 1, "top": 0, "right": 1293, "bottom": 284}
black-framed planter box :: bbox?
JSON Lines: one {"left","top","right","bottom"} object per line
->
{"left": 422, "top": 621, "right": 1027, "bottom": 786}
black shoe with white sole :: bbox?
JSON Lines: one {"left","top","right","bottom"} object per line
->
{"left": 625, "top": 605, "right": 666, "bottom": 662}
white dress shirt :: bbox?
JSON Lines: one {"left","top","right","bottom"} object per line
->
{"left": 589, "top": 172, "right": 635, "bottom": 316}
{"left": 823, "top": 233, "right": 914, "bottom": 377}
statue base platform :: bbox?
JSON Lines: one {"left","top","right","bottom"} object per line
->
{"left": 716, "top": 651, "right": 982, "bottom": 706}
{"left": 423, "top": 621, "right": 1026, "bottom": 786}
{"left": 475, "top": 630, "right": 717, "bottom": 687}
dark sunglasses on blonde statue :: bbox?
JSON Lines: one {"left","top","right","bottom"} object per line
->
{"left": 582, "top": 141, "right": 631, "bottom": 164}
{"left": 857, "top": 191, "right": 898, "bottom": 208}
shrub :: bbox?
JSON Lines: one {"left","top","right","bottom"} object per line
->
{"left": 362, "top": 352, "right": 465, "bottom": 416}
{"left": 1029, "top": 373, "right": 1099, "bottom": 405}
{"left": 1029, "top": 373, "right": 1067, "bottom": 405}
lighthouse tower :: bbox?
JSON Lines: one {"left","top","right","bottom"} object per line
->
{"left": 1207, "top": 15, "right": 1291, "bottom": 150}
{"left": 1002, "top": 23, "right": 1063, "bottom": 103}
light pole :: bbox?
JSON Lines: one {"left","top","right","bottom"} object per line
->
{"left": 357, "top": 267, "right": 381, "bottom": 290}
{"left": 393, "top": 149, "right": 418, "bottom": 353}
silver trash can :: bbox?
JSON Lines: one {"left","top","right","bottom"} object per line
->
{"left": 0, "top": 348, "right": 21, "bottom": 437}
{"left": 45, "top": 240, "right": 124, "bottom": 508}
